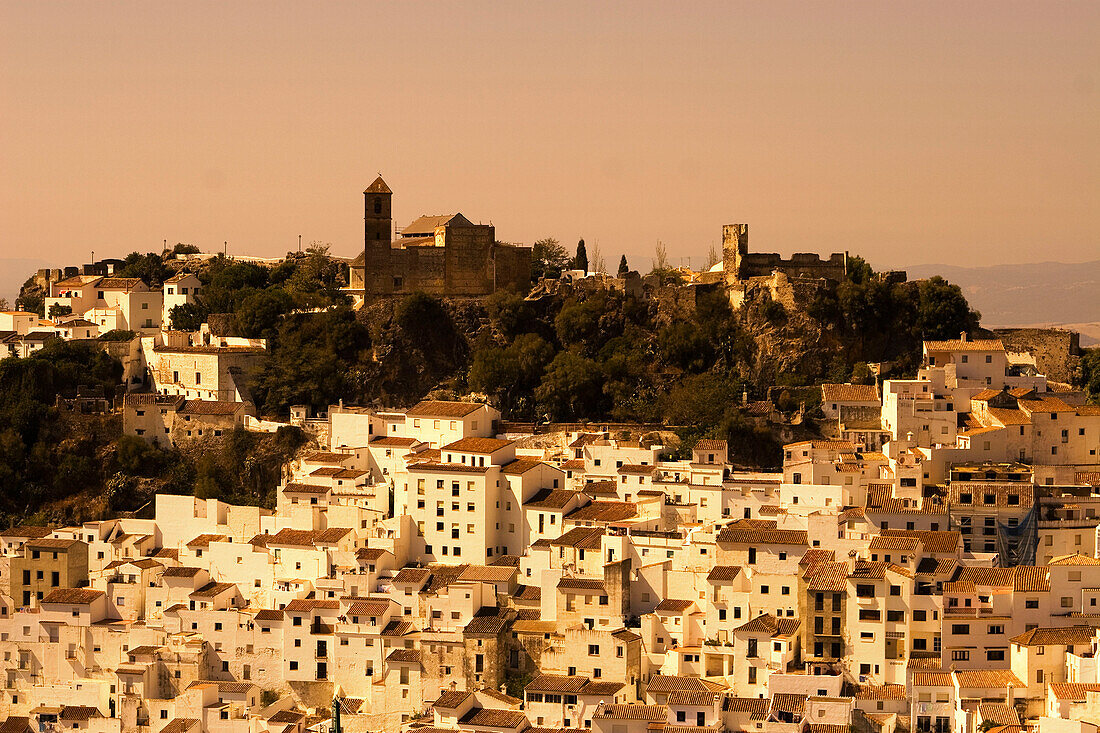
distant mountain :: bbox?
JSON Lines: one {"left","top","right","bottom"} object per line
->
{"left": 896, "top": 259, "right": 1100, "bottom": 332}
{"left": 0, "top": 258, "right": 54, "bottom": 306}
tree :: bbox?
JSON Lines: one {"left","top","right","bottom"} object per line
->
{"left": 531, "top": 238, "right": 569, "bottom": 280}
{"left": 653, "top": 241, "right": 669, "bottom": 271}
{"left": 47, "top": 303, "right": 72, "bottom": 319}
{"left": 916, "top": 276, "right": 981, "bottom": 340}
{"left": 235, "top": 288, "right": 293, "bottom": 339}
{"left": 169, "top": 302, "right": 207, "bottom": 331}
{"left": 574, "top": 239, "right": 589, "bottom": 274}
{"left": 617, "top": 255, "right": 629, "bottom": 277}
{"left": 535, "top": 350, "right": 605, "bottom": 420}
{"left": 589, "top": 241, "right": 605, "bottom": 274}
{"left": 1080, "top": 348, "right": 1100, "bottom": 403}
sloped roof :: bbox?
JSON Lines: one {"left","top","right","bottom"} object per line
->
{"left": 364, "top": 176, "right": 391, "bottom": 194}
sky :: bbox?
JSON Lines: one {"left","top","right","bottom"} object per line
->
{"left": 1, "top": 2, "right": 1098, "bottom": 272}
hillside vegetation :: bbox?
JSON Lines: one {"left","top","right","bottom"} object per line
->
{"left": 2, "top": 247, "right": 994, "bottom": 524}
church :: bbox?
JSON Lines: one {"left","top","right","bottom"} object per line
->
{"left": 349, "top": 176, "right": 532, "bottom": 299}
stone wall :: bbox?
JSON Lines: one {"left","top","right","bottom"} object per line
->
{"left": 993, "top": 327, "right": 1082, "bottom": 384}
{"left": 722, "top": 222, "right": 846, "bottom": 284}
{"left": 357, "top": 229, "right": 531, "bottom": 299}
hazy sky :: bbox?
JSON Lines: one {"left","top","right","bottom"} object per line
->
{"left": 2, "top": 2, "right": 1097, "bottom": 271}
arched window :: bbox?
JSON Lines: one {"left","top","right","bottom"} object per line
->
{"left": 373, "top": 197, "right": 382, "bottom": 214}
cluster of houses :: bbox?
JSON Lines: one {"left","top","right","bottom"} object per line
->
{"left": 2, "top": 272, "right": 265, "bottom": 419}
{"left": 0, "top": 335, "right": 1099, "bottom": 733}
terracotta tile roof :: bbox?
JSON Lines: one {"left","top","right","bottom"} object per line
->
{"left": 735, "top": 613, "right": 800, "bottom": 637}
{"left": 1012, "top": 566, "right": 1050, "bottom": 592}
{"left": 59, "top": 707, "right": 101, "bottom": 721}
{"left": 717, "top": 524, "right": 808, "bottom": 546}
{"left": 668, "top": 690, "right": 720, "bottom": 707}
{"left": 800, "top": 548, "right": 836, "bottom": 567}
{"left": 565, "top": 501, "right": 638, "bottom": 523}
{"left": 706, "top": 565, "right": 741, "bottom": 582}
{"left": 977, "top": 703, "right": 1021, "bottom": 727}
{"left": 190, "top": 581, "right": 236, "bottom": 598}
{"left": 618, "top": 463, "right": 656, "bottom": 475}
{"left": 186, "top": 680, "right": 255, "bottom": 694}
{"left": 386, "top": 648, "right": 421, "bottom": 664}
{"left": 527, "top": 674, "right": 588, "bottom": 693}
{"left": 459, "top": 565, "right": 517, "bottom": 583}
{"left": 880, "top": 529, "right": 961, "bottom": 554}
{"left": 655, "top": 599, "right": 694, "bottom": 613}
{"left": 805, "top": 562, "right": 848, "bottom": 592}
{"left": 24, "top": 538, "right": 82, "bottom": 550}
{"left": 580, "top": 680, "right": 625, "bottom": 696}
{"left": 178, "top": 400, "right": 242, "bottom": 415}
{"left": 185, "top": 533, "right": 227, "bottom": 547}
{"left": 557, "top": 577, "right": 606, "bottom": 592}
{"left": 41, "top": 588, "right": 104, "bottom": 604}
{"left": 356, "top": 547, "right": 391, "bottom": 561}
{"left": 162, "top": 566, "right": 202, "bottom": 578}
{"left": 368, "top": 436, "right": 418, "bottom": 448}
{"left": 457, "top": 708, "right": 528, "bottom": 728}
{"left": 771, "top": 693, "right": 806, "bottom": 715}
{"left": 1049, "top": 683, "right": 1100, "bottom": 701}
{"left": 911, "top": 671, "right": 953, "bottom": 686}
{"left": 392, "top": 567, "right": 432, "bottom": 585}
{"left": 284, "top": 599, "right": 340, "bottom": 612}
{"left": 406, "top": 400, "right": 484, "bottom": 417}
{"left": 569, "top": 433, "right": 603, "bottom": 448}
{"left": 1009, "top": 625, "right": 1095, "bottom": 646}
{"left": 722, "top": 697, "right": 770, "bottom": 719}
{"left": 869, "top": 535, "right": 921, "bottom": 551}
{"left": 854, "top": 684, "right": 906, "bottom": 700}
{"left": 1049, "top": 553, "right": 1100, "bottom": 566}
{"left": 646, "top": 675, "right": 724, "bottom": 694}
{"left": 463, "top": 607, "right": 513, "bottom": 637}
{"left": 441, "top": 437, "right": 513, "bottom": 453}
{"left": 694, "top": 439, "right": 728, "bottom": 452}
{"left": 501, "top": 459, "right": 546, "bottom": 475}
{"left": 346, "top": 599, "right": 392, "bottom": 617}
{"left": 924, "top": 338, "right": 1004, "bottom": 352}
{"left": 432, "top": 690, "right": 472, "bottom": 709}
{"left": 514, "top": 584, "right": 541, "bottom": 601}
{"left": 524, "top": 489, "right": 579, "bottom": 509}
{"left": 254, "top": 609, "right": 283, "bottom": 621}
{"left": 592, "top": 704, "right": 668, "bottom": 721}
{"left": 0, "top": 525, "right": 53, "bottom": 539}
{"left": 953, "top": 669, "right": 1024, "bottom": 688}
{"left": 822, "top": 384, "right": 880, "bottom": 402}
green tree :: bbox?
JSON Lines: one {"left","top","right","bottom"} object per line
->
{"left": 236, "top": 288, "right": 293, "bottom": 339}
{"left": 916, "top": 276, "right": 981, "bottom": 340}
{"left": 535, "top": 350, "right": 605, "bottom": 420}
{"left": 47, "top": 303, "right": 72, "bottom": 319}
{"left": 116, "top": 251, "right": 171, "bottom": 285}
{"left": 1080, "top": 348, "right": 1100, "bottom": 403}
{"left": 531, "top": 238, "right": 569, "bottom": 280}
{"left": 169, "top": 302, "right": 207, "bottom": 331}
{"left": 574, "top": 239, "right": 588, "bottom": 273}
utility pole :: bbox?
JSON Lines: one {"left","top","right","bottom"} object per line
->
{"left": 298, "top": 234, "right": 302, "bottom": 253}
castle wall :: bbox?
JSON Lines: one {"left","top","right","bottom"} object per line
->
{"left": 722, "top": 222, "right": 847, "bottom": 283}
{"left": 994, "top": 328, "right": 1082, "bottom": 384}
{"left": 357, "top": 225, "right": 531, "bottom": 298}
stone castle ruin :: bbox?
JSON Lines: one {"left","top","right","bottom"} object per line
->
{"left": 350, "top": 176, "right": 532, "bottom": 299}
{"left": 721, "top": 223, "right": 849, "bottom": 309}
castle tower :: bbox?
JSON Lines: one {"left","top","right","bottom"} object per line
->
{"left": 362, "top": 176, "right": 393, "bottom": 297}
{"left": 722, "top": 223, "right": 749, "bottom": 285}
{"left": 364, "top": 176, "right": 393, "bottom": 245}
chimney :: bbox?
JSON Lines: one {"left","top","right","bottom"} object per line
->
{"left": 960, "top": 331, "right": 967, "bottom": 342}
{"left": 742, "top": 390, "right": 749, "bottom": 406}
